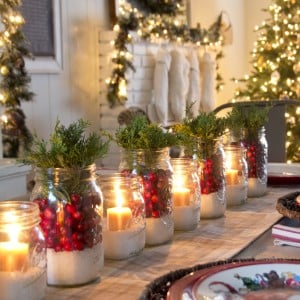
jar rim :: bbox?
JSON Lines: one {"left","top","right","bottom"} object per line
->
{"left": 0, "top": 201, "right": 40, "bottom": 230}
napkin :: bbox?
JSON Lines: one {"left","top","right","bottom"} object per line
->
{"left": 272, "top": 222, "right": 300, "bottom": 247}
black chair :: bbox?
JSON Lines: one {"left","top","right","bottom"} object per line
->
{"left": 213, "top": 99, "right": 300, "bottom": 162}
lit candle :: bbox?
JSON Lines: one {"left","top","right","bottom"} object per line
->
{"left": 0, "top": 241, "right": 28, "bottom": 272}
{"left": 173, "top": 187, "right": 191, "bottom": 206}
{"left": 225, "top": 169, "right": 239, "bottom": 185}
{"left": 103, "top": 180, "right": 145, "bottom": 260}
{"left": 107, "top": 206, "right": 132, "bottom": 231}
{"left": 0, "top": 223, "right": 28, "bottom": 272}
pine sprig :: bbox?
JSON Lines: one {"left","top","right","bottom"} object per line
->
{"left": 115, "top": 116, "right": 177, "bottom": 149}
{"left": 21, "top": 119, "right": 110, "bottom": 168}
{"left": 175, "top": 112, "right": 226, "bottom": 142}
{"left": 226, "top": 104, "right": 270, "bottom": 132}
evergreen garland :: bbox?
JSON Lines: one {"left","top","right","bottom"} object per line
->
{"left": 106, "top": 0, "right": 225, "bottom": 108}
{"left": 0, "top": 0, "right": 34, "bottom": 157}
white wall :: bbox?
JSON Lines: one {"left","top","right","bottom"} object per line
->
{"left": 22, "top": 0, "right": 111, "bottom": 138}
{"left": 19, "top": 0, "right": 271, "bottom": 167}
{"left": 190, "top": 0, "right": 270, "bottom": 105}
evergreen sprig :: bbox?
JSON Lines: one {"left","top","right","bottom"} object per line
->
{"left": 21, "top": 119, "right": 110, "bottom": 168}
{"left": 175, "top": 112, "right": 226, "bottom": 142}
{"left": 174, "top": 112, "right": 226, "bottom": 158}
{"left": 226, "top": 104, "right": 270, "bottom": 132}
{"left": 115, "top": 116, "right": 177, "bottom": 149}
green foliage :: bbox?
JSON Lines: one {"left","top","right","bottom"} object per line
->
{"left": 173, "top": 112, "right": 226, "bottom": 158}
{"left": 115, "top": 116, "right": 177, "bottom": 149}
{"left": 21, "top": 119, "right": 110, "bottom": 168}
{"left": 225, "top": 104, "right": 270, "bottom": 133}
{"left": 175, "top": 112, "right": 226, "bottom": 142}
{"left": 0, "top": 0, "right": 34, "bottom": 157}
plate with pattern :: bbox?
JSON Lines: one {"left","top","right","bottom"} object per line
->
{"left": 165, "top": 259, "right": 300, "bottom": 300}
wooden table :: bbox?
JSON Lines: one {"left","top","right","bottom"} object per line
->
{"left": 45, "top": 185, "right": 300, "bottom": 300}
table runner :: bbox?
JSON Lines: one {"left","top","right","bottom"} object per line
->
{"left": 45, "top": 186, "right": 299, "bottom": 300}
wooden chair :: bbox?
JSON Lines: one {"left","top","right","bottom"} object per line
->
{"left": 213, "top": 99, "right": 300, "bottom": 162}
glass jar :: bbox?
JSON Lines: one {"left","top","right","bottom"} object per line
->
{"left": 198, "top": 139, "right": 226, "bottom": 218}
{"left": 119, "top": 148, "right": 174, "bottom": 246}
{"left": 171, "top": 158, "right": 201, "bottom": 231}
{"left": 242, "top": 127, "right": 268, "bottom": 197}
{"left": 224, "top": 145, "right": 248, "bottom": 206}
{"left": 0, "top": 201, "right": 46, "bottom": 300}
{"left": 98, "top": 172, "right": 145, "bottom": 260}
{"left": 30, "top": 164, "right": 103, "bottom": 286}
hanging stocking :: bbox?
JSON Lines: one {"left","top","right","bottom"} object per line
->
{"left": 186, "top": 49, "right": 201, "bottom": 117}
{"left": 169, "top": 49, "right": 190, "bottom": 122}
{"left": 200, "top": 52, "right": 216, "bottom": 112}
{"left": 153, "top": 48, "right": 171, "bottom": 125}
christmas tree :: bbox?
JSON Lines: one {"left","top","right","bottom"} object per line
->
{"left": 0, "top": 0, "right": 34, "bottom": 158}
{"left": 232, "top": 0, "right": 300, "bottom": 162}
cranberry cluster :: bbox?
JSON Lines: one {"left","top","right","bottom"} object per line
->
{"left": 200, "top": 158, "right": 220, "bottom": 194}
{"left": 141, "top": 168, "right": 172, "bottom": 218}
{"left": 34, "top": 193, "right": 102, "bottom": 252}
{"left": 244, "top": 141, "right": 266, "bottom": 178}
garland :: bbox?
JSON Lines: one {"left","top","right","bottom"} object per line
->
{"left": 106, "top": 0, "right": 225, "bottom": 108}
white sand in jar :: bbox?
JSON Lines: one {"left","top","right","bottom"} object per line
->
{"left": 200, "top": 192, "right": 226, "bottom": 219}
{"left": 47, "top": 242, "right": 103, "bottom": 286}
{"left": 247, "top": 178, "right": 267, "bottom": 197}
{"left": 226, "top": 183, "right": 248, "bottom": 206}
{"left": 146, "top": 216, "right": 174, "bottom": 246}
{"left": 103, "top": 225, "right": 145, "bottom": 260}
{"left": 173, "top": 205, "right": 200, "bottom": 231}
{"left": 0, "top": 267, "right": 46, "bottom": 300}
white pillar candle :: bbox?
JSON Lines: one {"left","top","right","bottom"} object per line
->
{"left": 226, "top": 183, "right": 248, "bottom": 206}
{"left": 225, "top": 169, "right": 239, "bottom": 185}
{"left": 173, "top": 187, "right": 191, "bottom": 206}
{"left": 247, "top": 178, "right": 267, "bottom": 197}
{"left": 107, "top": 206, "right": 132, "bottom": 231}
{"left": 0, "top": 241, "right": 28, "bottom": 272}
{"left": 103, "top": 224, "right": 145, "bottom": 260}
{"left": 173, "top": 205, "right": 200, "bottom": 231}
{"left": 145, "top": 216, "right": 174, "bottom": 246}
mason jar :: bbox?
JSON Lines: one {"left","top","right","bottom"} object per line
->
{"left": 171, "top": 158, "right": 201, "bottom": 231}
{"left": 98, "top": 172, "right": 145, "bottom": 260}
{"left": 30, "top": 164, "right": 103, "bottom": 286}
{"left": 242, "top": 127, "right": 268, "bottom": 197}
{"left": 224, "top": 144, "right": 248, "bottom": 206}
{"left": 119, "top": 148, "right": 174, "bottom": 246}
{"left": 198, "top": 139, "right": 226, "bottom": 218}
{"left": 0, "top": 201, "right": 46, "bottom": 300}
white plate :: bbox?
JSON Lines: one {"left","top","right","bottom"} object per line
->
{"left": 192, "top": 260, "right": 300, "bottom": 299}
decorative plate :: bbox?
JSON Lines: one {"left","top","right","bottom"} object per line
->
{"left": 164, "top": 259, "right": 300, "bottom": 300}
{"left": 268, "top": 163, "right": 300, "bottom": 185}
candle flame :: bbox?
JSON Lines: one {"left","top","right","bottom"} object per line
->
{"left": 3, "top": 211, "right": 21, "bottom": 243}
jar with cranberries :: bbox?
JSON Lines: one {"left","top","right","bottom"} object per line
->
{"left": 30, "top": 164, "right": 103, "bottom": 286}
{"left": 119, "top": 148, "right": 174, "bottom": 246}
{"left": 198, "top": 139, "right": 226, "bottom": 219}
{"left": 242, "top": 126, "right": 268, "bottom": 197}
